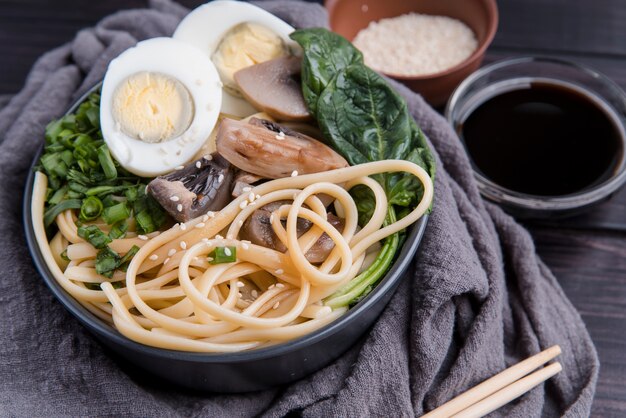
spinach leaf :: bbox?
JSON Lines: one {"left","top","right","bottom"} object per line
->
{"left": 291, "top": 28, "right": 436, "bottom": 307}
{"left": 290, "top": 28, "right": 363, "bottom": 115}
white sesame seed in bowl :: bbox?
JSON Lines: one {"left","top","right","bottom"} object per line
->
{"left": 326, "top": 0, "right": 498, "bottom": 106}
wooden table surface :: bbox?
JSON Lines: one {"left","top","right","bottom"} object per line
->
{"left": 1, "top": 0, "right": 625, "bottom": 416}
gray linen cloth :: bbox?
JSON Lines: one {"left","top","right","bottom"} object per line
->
{"left": 0, "top": 1, "right": 599, "bottom": 416}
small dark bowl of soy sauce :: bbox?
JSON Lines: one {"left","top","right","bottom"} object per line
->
{"left": 446, "top": 57, "right": 626, "bottom": 218}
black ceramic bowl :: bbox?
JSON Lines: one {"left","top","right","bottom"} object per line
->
{"left": 23, "top": 86, "right": 429, "bottom": 392}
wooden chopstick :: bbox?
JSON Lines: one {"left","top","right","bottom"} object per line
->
{"left": 422, "top": 345, "right": 561, "bottom": 418}
{"left": 452, "top": 362, "right": 562, "bottom": 418}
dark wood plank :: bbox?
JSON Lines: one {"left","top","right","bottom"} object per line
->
{"left": 493, "top": 0, "right": 626, "bottom": 57}
{"left": 529, "top": 227, "right": 626, "bottom": 417}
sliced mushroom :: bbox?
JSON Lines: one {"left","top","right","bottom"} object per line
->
{"left": 147, "top": 154, "right": 234, "bottom": 222}
{"left": 240, "top": 202, "right": 345, "bottom": 263}
{"left": 234, "top": 56, "right": 310, "bottom": 121}
{"left": 216, "top": 117, "right": 349, "bottom": 179}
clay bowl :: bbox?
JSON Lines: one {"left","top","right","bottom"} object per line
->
{"left": 325, "top": 0, "right": 499, "bottom": 107}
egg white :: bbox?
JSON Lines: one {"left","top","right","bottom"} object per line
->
{"left": 100, "top": 37, "right": 222, "bottom": 177}
{"left": 172, "top": 0, "right": 298, "bottom": 118}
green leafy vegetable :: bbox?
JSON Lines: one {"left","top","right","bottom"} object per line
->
{"left": 208, "top": 246, "right": 237, "bottom": 264}
{"left": 291, "top": 28, "right": 436, "bottom": 307}
{"left": 289, "top": 28, "right": 363, "bottom": 115}
{"left": 79, "top": 196, "right": 103, "bottom": 221}
{"left": 77, "top": 225, "right": 112, "bottom": 249}
{"left": 38, "top": 91, "right": 170, "bottom": 278}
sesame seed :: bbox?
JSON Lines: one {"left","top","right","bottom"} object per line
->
{"left": 149, "top": 254, "right": 158, "bottom": 261}
{"left": 239, "top": 200, "right": 248, "bottom": 209}
{"left": 251, "top": 290, "right": 258, "bottom": 298}
{"left": 177, "top": 204, "right": 183, "bottom": 212}
{"left": 215, "top": 234, "right": 224, "bottom": 240}
{"left": 273, "top": 301, "right": 280, "bottom": 309}
{"left": 238, "top": 292, "right": 243, "bottom": 298}
{"left": 170, "top": 196, "right": 180, "bottom": 202}
{"left": 270, "top": 214, "right": 275, "bottom": 223}
{"left": 268, "top": 284, "right": 275, "bottom": 290}
{"left": 224, "top": 247, "right": 232, "bottom": 256}
{"left": 249, "top": 192, "right": 255, "bottom": 202}
{"left": 275, "top": 134, "right": 284, "bottom": 140}
{"left": 241, "top": 240, "right": 251, "bottom": 245}
{"left": 237, "top": 219, "right": 243, "bottom": 227}
{"left": 236, "top": 281, "right": 244, "bottom": 288}
{"left": 207, "top": 257, "right": 214, "bottom": 262}
{"left": 180, "top": 241, "right": 187, "bottom": 250}
{"left": 202, "top": 214, "right": 209, "bottom": 222}
{"left": 164, "top": 257, "right": 170, "bottom": 264}
{"left": 168, "top": 249, "right": 176, "bottom": 257}
{"left": 204, "top": 154, "right": 213, "bottom": 161}
{"left": 242, "top": 187, "right": 252, "bottom": 193}
{"left": 138, "top": 235, "right": 148, "bottom": 241}
{"left": 276, "top": 283, "right": 285, "bottom": 288}
{"left": 256, "top": 194, "right": 261, "bottom": 200}
{"left": 193, "top": 256, "right": 199, "bottom": 261}
{"left": 195, "top": 222, "right": 205, "bottom": 228}
{"left": 241, "top": 242, "right": 249, "bottom": 250}
{"left": 218, "top": 174, "right": 224, "bottom": 183}
{"left": 207, "top": 211, "right": 215, "bottom": 218}
{"left": 196, "top": 161, "right": 202, "bottom": 169}
{"left": 175, "top": 165, "right": 184, "bottom": 170}
{"left": 180, "top": 223, "right": 187, "bottom": 231}
{"left": 291, "top": 170, "right": 298, "bottom": 177}
{"left": 275, "top": 269, "right": 284, "bottom": 275}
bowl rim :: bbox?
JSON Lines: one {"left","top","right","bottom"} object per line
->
{"left": 23, "top": 84, "right": 430, "bottom": 364}
{"left": 325, "top": 0, "right": 499, "bottom": 81}
{"left": 444, "top": 55, "right": 626, "bottom": 212}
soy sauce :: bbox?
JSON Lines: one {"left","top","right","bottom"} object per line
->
{"left": 459, "top": 81, "right": 624, "bottom": 196}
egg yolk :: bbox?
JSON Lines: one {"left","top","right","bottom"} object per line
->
{"left": 212, "top": 22, "right": 288, "bottom": 96}
{"left": 112, "top": 72, "right": 194, "bottom": 143}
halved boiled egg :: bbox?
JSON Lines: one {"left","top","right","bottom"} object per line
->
{"left": 100, "top": 37, "right": 222, "bottom": 177}
{"left": 173, "top": 0, "right": 297, "bottom": 118}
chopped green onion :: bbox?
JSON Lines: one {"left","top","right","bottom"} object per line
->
{"left": 102, "top": 202, "right": 130, "bottom": 225}
{"left": 60, "top": 249, "right": 70, "bottom": 262}
{"left": 48, "top": 185, "right": 68, "bottom": 205}
{"left": 135, "top": 209, "right": 155, "bottom": 234}
{"left": 44, "top": 199, "right": 82, "bottom": 227}
{"left": 118, "top": 245, "right": 140, "bottom": 272}
{"left": 79, "top": 196, "right": 103, "bottom": 221}
{"left": 108, "top": 222, "right": 128, "bottom": 240}
{"left": 97, "top": 144, "right": 117, "bottom": 180}
{"left": 77, "top": 225, "right": 112, "bottom": 249}
{"left": 208, "top": 246, "right": 237, "bottom": 264}
{"left": 95, "top": 247, "right": 120, "bottom": 278}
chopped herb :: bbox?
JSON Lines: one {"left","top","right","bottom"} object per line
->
{"left": 108, "top": 222, "right": 128, "bottom": 240}
{"left": 77, "top": 225, "right": 112, "bottom": 249}
{"left": 79, "top": 196, "right": 103, "bottom": 221}
{"left": 208, "top": 246, "right": 237, "bottom": 264}
{"left": 60, "top": 249, "right": 70, "bottom": 262}
{"left": 95, "top": 247, "right": 120, "bottom": 278}
{"left": 102, "top": 202, "right": 130, "bottom": 225}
